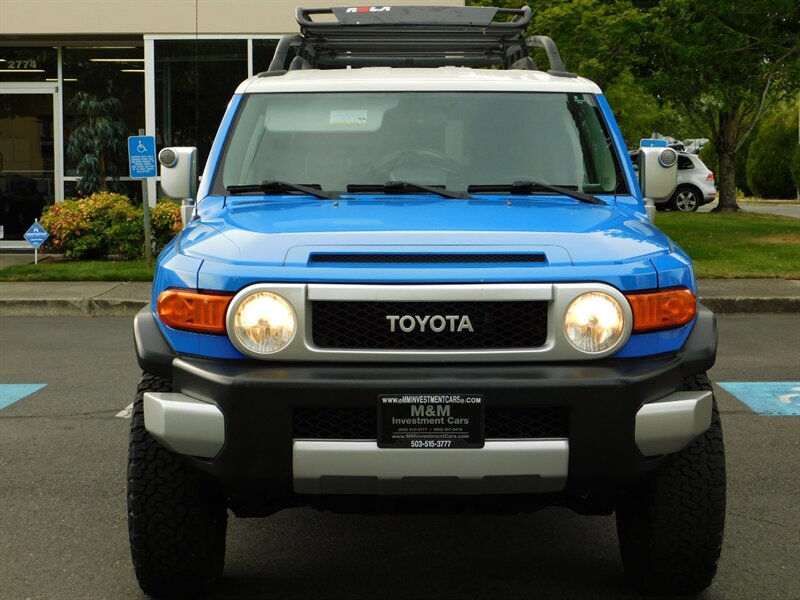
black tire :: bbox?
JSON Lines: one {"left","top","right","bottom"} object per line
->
{"left": 670, "top": 186, "right": 701, "bottom": 212}
{"left": 128, "top": 373, "right": 227, "bottom": 598}
{"left": 616, "top": 373, "right": 726, "bottom": 594}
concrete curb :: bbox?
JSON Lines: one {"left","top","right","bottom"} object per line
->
{"left": 701, "top": 297, "right": 800, "bottom": 314}
{"left": 0, "top": 299, "right": 147, "bottom": 317}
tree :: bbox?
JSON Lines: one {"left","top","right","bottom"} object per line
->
{"left": 604, "top": 68, "right": 688, "bottom": 147}
{"left": 792, "top": 97, "right": 800, "bottom": 195}
{"left": 792, "top": 144, "right": 800, "bottom": 194}
{"left": 643, "top": 0, "right": 800, "bottom": 210}
{"left": 66, "top": 91, "right": 127, "bottom": 196}
{"left": 468, "top": 1, "right": 692, "bottom": 147}
{"left": 467, "top": 0, "right": 649, "bottom": 90}
{"left": 532, "top": 0, "right": 651, "bottom": 90}
{"left": 746, "top": 102, "right": 800, "bottom": 199}
{"left": 466, "top": 0, "right": 800, "bottom": 205}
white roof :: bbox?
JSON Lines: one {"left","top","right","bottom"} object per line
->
{"left": 237, "top": 67, "right": 601, "bottom": 95}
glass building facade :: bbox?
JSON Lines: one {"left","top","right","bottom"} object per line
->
{"left": 0, "top": 0, "right": 458, "bottom": 243}
{"left": 0, "top": 37, "right": 278, "bottom": 240}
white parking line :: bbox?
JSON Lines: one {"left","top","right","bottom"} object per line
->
{"left": 116, "top": 403, "right": 133, "bottom": 418}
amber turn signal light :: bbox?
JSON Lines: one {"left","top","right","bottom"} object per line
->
{"left": 157, "top": 289, "right": 234, "bottom": 335}
{"left": 626, "top": 288, "right": 697, "bottom": 332}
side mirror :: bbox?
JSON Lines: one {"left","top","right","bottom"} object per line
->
{"left": 638, "top": 147, "right": 678, "bottom": 221}
{"left": 158, "top": 147, "right": 197, "bottom": 226}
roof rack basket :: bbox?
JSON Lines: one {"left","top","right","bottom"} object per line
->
{"left": 266, "top": 5, "right": 574, "bottom": 76}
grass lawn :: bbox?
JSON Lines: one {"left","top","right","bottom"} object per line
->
{"left": 655, "top": 211, "right": 800, "bottom": 279}
{"left": 0, "top": 212, "right": 798, "bottom": 281}
{"left": 0, "top": 259, "right": 154, "bottom": 282}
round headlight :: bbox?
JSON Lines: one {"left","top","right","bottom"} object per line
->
{"left": 564, "top": 292, "right": 625, "bottom": 354}
{"left": 229, "top": 291, "right": 296, "bottom": 355}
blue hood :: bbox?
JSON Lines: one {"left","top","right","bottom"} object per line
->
{"left": 181, "top": 196, "right": 673, "bottom": 268}
{"left": 154, "top": 194, "right": 695, "bottom": 360}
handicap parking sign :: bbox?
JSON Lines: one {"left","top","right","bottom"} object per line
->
{"left": 128, "top": 136, "right": 157, "bottom": 178}
{"left": 24, "top": 221, "right": 49, "bottom": 249}
{"left": 639, "top": 138, "right": 668, "bottom": 148}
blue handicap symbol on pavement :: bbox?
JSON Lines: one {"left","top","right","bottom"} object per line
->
{"left": 24, "top": 221, "right": 49, "bottom": 249}
{"left": 719, "top": 382, "right": 800, "bottom": 416}
{"left": 0, "top": 384, "right": 47, "bottom": 410}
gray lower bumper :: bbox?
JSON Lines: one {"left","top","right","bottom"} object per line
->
{"left": 142, "top": 389, "right": 713, "bottom": 490}
{"left": 635, "top": 390, "right": 713, "bottom": 456}
{"left": 292, "top": 439, "right": 569, "bottom": 495}
{"left": 143, "top": 392, "right": 225, "bottom": 458}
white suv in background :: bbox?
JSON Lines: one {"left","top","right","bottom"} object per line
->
{"left": 670, "top": 152, "right": 717, "bottom": 212}
{"left": 631, "top": 151, "right": 717, "bottom": 212}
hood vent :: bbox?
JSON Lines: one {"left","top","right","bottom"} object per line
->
{"left": 309, "top": 253, "right": 547, "bottom": 265}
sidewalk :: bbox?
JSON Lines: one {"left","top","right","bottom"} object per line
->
{"left": 696, "top": 279, "right": 800, "bottom": 313}
{"left": 0, "top": 281, "right": 151, "bottom": 317}
{"left": 0, "top": 279, "right": 798, "bottom": 316}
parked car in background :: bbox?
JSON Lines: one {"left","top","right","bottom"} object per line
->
{"left": 630, "top": 150, "right": 716, "bottom": 211}
{"left": 683, "top": 138, "right": 710, "bottom": 155}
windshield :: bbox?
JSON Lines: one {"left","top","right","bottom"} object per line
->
{"left": 214, "top": 91, "right": 626, "bottom": 195}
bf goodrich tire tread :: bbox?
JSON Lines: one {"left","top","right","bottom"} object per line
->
{"left": 617, "top": 373, "right": 726, "bottom": 594}
{"left": 127, "top": 373, "right": 227, "bottom": 598}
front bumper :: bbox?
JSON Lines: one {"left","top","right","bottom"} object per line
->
{"left": 134, "top": 305, "right": 717, "bottom": 514}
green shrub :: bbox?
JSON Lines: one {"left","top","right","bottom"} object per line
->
{"left": 112, "top": 209, "right": 145, "bottom": 260}
{"left": 40, "top": 192, "right": 144, "bottom": 260}
{"left": 791, "top": 143, "right": 800, "bottom": 193}
{"left": 150, "top": 201, "right": 183, "bottom": 253}
{"left": 746, "top": 103, "right": 799, "bottom": 199}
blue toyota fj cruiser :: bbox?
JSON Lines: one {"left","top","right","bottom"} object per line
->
{"left": 128, "top": 6, "right": 725, "bottom": 597}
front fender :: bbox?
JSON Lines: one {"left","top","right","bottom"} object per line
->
{"left": 134, "top": 306, "right": 176, "bottom": 380}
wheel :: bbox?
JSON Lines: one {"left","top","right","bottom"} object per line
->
{"left": 127, "top": 373, "right": 227, "bottom": 598}
{"left": 671, "top": 187, "right": 701, "bottom": 212}
{"left": 616, "top": 373, "right": 725, "bottom": 594}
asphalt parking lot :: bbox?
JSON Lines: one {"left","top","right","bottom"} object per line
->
{"left": 1, "top": 314, "right": 798, "bottom": 599}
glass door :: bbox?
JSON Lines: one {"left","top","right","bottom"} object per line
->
{"left": 0, "top": 86, "right": 58, "bottom": 240}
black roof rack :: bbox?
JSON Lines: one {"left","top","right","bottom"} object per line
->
{"left": 265, "top": 5, "right": 576, "bottom": 76}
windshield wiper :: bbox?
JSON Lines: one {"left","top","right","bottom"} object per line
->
{"left": 467, "top": 180, "right": 606, "bottom": 205}
{"left": 347, "top": 181, "right": 472, "bottom": 200}
{"left": 227, "top": 180, "right": 340, "bottom": 200}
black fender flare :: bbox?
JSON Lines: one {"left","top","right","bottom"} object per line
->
{"left": 678, "top": 304, "right": 717, "bottom": 377}
{"left": 133, "top": 306, "right": 176, "bottom": 380}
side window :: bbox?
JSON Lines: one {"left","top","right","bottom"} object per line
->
{"left": 678, "top": 156, "right": 694, "bottom": 170}
{"left": 566, "top": 94, "right": 620, "bottom": 193}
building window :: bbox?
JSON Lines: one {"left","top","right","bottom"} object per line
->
{"left": 0, "top": 47, "right": 57, "bottom": 82}
{"left": 252, "top": 39, "right": 280, "bottom": 74}
{"left": 155, "top": 40, "right": 247, "bottom": 171}
{"left": 0, "top": 93, "right": 55, "bottom": 239}
{"left": 62, "top": 46, "right": 146, "bottom": 193}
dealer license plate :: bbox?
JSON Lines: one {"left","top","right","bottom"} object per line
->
{"left": 378, "top": 393, "right": 484, "bottom": 449}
